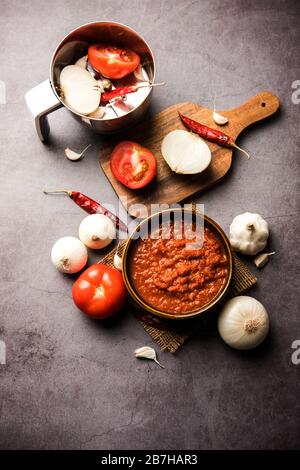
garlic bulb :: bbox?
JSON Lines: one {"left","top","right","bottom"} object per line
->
{"left": 229, "top": 212, "right": 269, "bottom": 255}
{"left": 218, "top": 296, "right": 269, "bottom": 350}
{"left": 161, "top": 129, "right": 211, "bottom": 174}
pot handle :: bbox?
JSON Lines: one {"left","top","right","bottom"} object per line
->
{"left": 25, "top": 80, "right": 63, "bottom": 142}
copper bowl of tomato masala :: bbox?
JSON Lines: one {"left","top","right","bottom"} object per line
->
{"left": 122, "top": 208, "right": 233, "bottom": 320}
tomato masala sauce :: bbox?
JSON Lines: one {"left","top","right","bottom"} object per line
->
{"left": 129, "top": 220, "right": 228, "bottom": 314}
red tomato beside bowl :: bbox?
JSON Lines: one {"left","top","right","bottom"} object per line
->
{"left": 72, "top": 264, "right": 127, "bottom": 319}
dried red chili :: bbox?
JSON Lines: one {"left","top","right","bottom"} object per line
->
{"left": 101, "top": 82, "right": 165, "bottom": 103}
{"left": 43, "top": 189, "right": 127, "bottom": 232}
{"left": 179, "top": 112, "right": 250, "bottom": 159}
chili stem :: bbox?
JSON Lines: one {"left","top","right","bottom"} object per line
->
{"left": 43, "top": 189, "right": 72, "bottom": 196}
{"left": 231, "top": 143, "right": 251, "bottom": 160}
{"left": 136, "top": 81, "right": 165, "bottom": 89}
{"left": 80, "top": 144, "right": 92, "bottom": 155}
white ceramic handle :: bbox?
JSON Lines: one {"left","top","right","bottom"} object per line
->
{"left": 25, "top": 80, "right": 62, "bottom": 142}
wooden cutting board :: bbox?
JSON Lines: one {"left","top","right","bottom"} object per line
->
{"left": 100, "top": 91, "right": 279, "bottom": 218}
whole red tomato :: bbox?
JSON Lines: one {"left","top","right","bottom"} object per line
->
{"left": 72, "top": 264, "right": 127, "bottom": 319}
{"left": 88, "top": 44, "right": 140, "bottom": 79}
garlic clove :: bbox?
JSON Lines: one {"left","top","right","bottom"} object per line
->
{"left": 134, "top": 346, "right": 164, "bottom": 368}
{"left": 254, "top": 252, "right": 275, "bottom": 269}
{"left": 101, "top": 79, "right": 112, "bottom": 90}
{"left": 113, "top": 252, "right": 123, "bottom": 271}
{"left": 64, "top": 144, "right": 92, "bottom": 161}
{"left": 213, "top": 109, "right": 228, "bottom": 125}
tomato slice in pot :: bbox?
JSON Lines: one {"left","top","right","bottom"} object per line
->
{"left": 72, "top": 264, "right": 127, "bottom": 319}
{"left": 88, "top": 44, "right": 140, "bottom": 79}
{"left": 110, "top": 141, "right": 157, "bottom": 189}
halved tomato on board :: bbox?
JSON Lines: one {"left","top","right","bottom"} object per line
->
{"left": 88, "top": 44, "right": 140, "bottom": 79}
{"left": 110, "top": 141, "right": 157, "bottom": 189}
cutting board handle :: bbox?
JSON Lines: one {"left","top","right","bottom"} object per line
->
{"left": 225, "top": 91, "right": 280, "bottom": 138}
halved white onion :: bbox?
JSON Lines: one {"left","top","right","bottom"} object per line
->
{"left": 161, "top": 129, "right": 211, "bottom": 174}
{"left": 60, "top": 65, "right": 101, "bottom": 115}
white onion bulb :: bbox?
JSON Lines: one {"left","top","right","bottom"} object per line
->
{"left": 79, "top": 214, "right": 116, "bottom": 250}
{"left": 218, "top": 296, "right": 269, "bottom": 350}
{"left": 51, "top": 236, "right": 88, "bottom": 274}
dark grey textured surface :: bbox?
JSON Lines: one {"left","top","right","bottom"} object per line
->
{"left": 0, "top": 0, "right": 299, "bottom": 450}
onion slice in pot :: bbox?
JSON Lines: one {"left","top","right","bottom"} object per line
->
{"left": 60, "top": 65, "right": 101, "bottom": 115}
{"left": 161, "top": 129, "right": 211, "bottom": 174}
